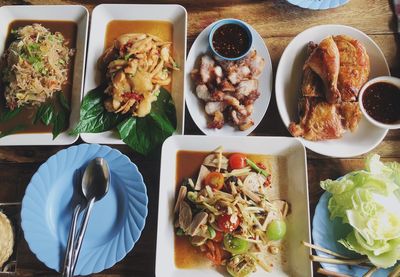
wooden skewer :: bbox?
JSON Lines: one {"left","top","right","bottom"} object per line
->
{"left": 317, "top": 268, "right": 351, "bottom": 277}
{"left": 302, "top": 241, "right": 351, "bottom": 259}
{"left": 389, "top": 264, "right": 400, "bottom": 277}
{"left": 310, "top": 255, "right": 368, "bottom": 265}
{"left": 363, "top": 266, "right": 378, "bottom": 277}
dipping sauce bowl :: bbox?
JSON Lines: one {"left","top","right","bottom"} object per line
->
{"left": 209, "top": 19, "right": 253, "bottom": 61}
{"left": 359, "top": 76, "right": 400, "bottom": 129}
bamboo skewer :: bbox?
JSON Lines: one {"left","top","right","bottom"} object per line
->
{"left": 310, "top": 255, "right": 369, "bottom": 266}
{"left": 363, "top": 266, "right": 378, "bottom": 277}
{"left": 302, "top": 241, "right": 350, "bottom": 259}
{"left": 317, "top": 268, "right": 351, "bottom": 277}
{"left": 389, "top": 264, "right": 400, "bottom": 277}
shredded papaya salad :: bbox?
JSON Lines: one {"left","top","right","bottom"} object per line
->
{"left": 174, "top": 147, "right": 289, "bottom": 277}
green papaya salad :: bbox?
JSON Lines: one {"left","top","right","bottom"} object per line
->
{"left": 173, "top": 147, "right": 289, "bottom": 277}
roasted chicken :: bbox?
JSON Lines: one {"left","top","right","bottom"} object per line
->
{"left": 304, "top": 36, "right": 341, "bottom": 104}
{"left": 289, "top": 35, "right": 368, "bottom": 141}
{"left": 333, "top": 35, "right": 370, "bottom": 102}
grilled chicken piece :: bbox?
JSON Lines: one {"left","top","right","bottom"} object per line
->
{"left": 301, "top": 67, "right": 324, "bottom": 97}
{"left": 289, "top": 97, "right": 345, "bottom": 140}
{"left": 337, "top": 101, "right": 362, "bottom": 132}
{"left": 304, "top": 36, "right": 341, "bottom": 103}
{"left": 333, "top": 35, "right": 370, "bottom": 101}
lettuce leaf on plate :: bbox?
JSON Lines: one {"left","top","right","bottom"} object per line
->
{"left": 320, "top": 154, "right": 400, "bottom": 268}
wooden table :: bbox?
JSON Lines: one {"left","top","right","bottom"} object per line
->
{"left": 0, "top": 0, "right": 398, "bottom": 276}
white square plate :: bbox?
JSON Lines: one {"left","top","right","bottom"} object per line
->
{"left": 156, "top": 135, "right": 313, "bottom": 277}
{"left": 81, "top": 4, "right": 187, "bottom": 144}
{"left": 0, "top": 5, "right": 89, "bottom": 145}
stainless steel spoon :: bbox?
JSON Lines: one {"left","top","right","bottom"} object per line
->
{"left": 68, "top": 157, "right": 110, "bottom": 277}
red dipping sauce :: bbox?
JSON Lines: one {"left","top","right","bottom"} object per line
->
{"left": 362, "top": 82, "right": 400, "bottom": 124}
{"left": 211, "top": 23, "right": 250, "bottom": 58}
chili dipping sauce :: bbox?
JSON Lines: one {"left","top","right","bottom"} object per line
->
{"left": 362, "top": 82, "right": 400, "bottom": 124}
{"left": 211, "top": 23, "right": 250, "bottom": 58}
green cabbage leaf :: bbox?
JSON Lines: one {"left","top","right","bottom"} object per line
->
{"left": 320, "top": 154, "right": 400, "bottom": 268}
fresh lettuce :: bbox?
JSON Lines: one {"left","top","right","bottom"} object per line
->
{"left": 320, "top": 154, "right": 400, "bottom": 268}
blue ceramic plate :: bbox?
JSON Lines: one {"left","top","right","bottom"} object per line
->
{"left": 21, "top": 144, "right": 148, "bottom": 275}
{"left": 313, "top": 192, "right": 392, "bottom": 276}
{"left": 287, "top": 0, "right": 349, "bottom": 10}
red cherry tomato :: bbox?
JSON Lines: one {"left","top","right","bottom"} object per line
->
{"left": 204, "top": 172, "right": 224, "bottom": 190}
{"left": 229, "top": 153, "right": 247, "bottom": 169}
{"left": 217, "top": 214, "right": 240, "bottom": 233}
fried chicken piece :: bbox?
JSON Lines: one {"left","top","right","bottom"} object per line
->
{"left": 333, "top": 35, "right": 370, "bottom": 101}
{"left": 304, "top": 36, "right": 341, "bottom": 104}
{"left": 289, "top": 97, "right": 345, "bottom": 140}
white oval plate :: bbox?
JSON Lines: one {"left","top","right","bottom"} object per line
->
{"left": 185, "top": 20, "right": 273, "bottom": 136}
{"left": 275, "top": 24, "right": 389, "bottom": 158}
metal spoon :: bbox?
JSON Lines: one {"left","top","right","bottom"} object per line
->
{"left": 69, "top": 157, "right": 110, "bottom": 277}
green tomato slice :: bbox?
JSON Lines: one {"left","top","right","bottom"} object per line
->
{"left": 223, "top": 234, "right": 250, "bottom": 255}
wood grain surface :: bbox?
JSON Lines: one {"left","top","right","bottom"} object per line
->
{"left": 0, "top": 0, "right": 399, "bottom": 276}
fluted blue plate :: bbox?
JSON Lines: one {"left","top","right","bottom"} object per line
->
{"left": 21, "top": 144, "right": 148, "bottom": 275}
{"left": 287, "top": 0, "right": 349, "bottom": 10}
{"left": 313, "top": 192, "right": 393, "bottom": 276}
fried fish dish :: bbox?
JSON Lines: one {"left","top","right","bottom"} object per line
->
{"left": 289, "top": 35, "right": 369, "bottom": 141}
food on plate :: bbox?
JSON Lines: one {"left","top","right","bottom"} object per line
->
{"left": 320, "top": 154, "right": 400, "bottom": 269}
{"left": 99, "top": 33, "right": 178, "bottom": 117}
{"left": 174, "top": 147, "right": 289, "bottom": 276}
{"left": 72, "top": 21, "right": 178, "bottom": 155}
{"left": 1, "top": 23, "right": 73, "bottom": 108}
{"left": 304, "top": 36, "right": 340, "bottom": 104}
{"left": 0, "top": 21, "right": 76, "bottom": 138}
{"left": 362, "top": 82, "right": 400, "bottom": 124}
{"left": 289, "top": 35, "right": 369, "bottom": 140}
{"left": 211, "top": 23, "right": 251, "bottom": 59}
{"left": 0, "top": 211, "right": 14, "bottom": 268}
{"left": 191, "top": 50, "right": 265, "bottom": 130}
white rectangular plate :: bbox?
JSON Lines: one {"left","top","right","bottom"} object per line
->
{"left": 0, "top": 5, "right": 88, "bottom": 145}
{"left": 81, "top": 4, "right": 187, "bottom": 144}
{"left": 156, "top": 135, "right": 313, "bottom": 277}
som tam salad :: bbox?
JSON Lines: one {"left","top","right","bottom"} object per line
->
{"left": 173, "top": 147, "right": 289, "bottom": 277}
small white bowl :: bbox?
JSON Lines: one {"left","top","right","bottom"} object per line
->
{"left": 358, "top": 76, "right": 400, "bottom": 130}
